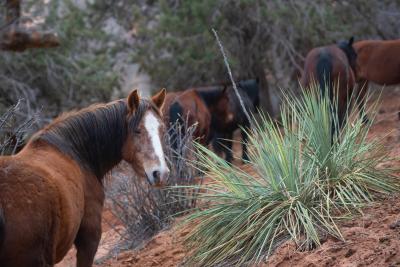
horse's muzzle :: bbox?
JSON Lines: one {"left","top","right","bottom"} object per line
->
{"left": 146, "top": 167, "right": 170, "bottom": 187}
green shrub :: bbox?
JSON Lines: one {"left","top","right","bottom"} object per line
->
{"left": 181, "top": 86, "right": 399, "bottom": 266}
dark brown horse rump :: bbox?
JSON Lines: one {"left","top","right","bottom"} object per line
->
{"left": 0, "top": 89, "right": 168, "bottom": 267}
{"left": 301, "top": 38, "right": 356, "bottom": 136}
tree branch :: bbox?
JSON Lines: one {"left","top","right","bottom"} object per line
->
{"left": 1, "top": 28, "right": 60, "bottom": 51}
{"left": 1, "top": 0, "right": 60, "bottom": 52}
{"left": 212, "top": 28, "right": 254, "bottom": 127}
{"left": 6, "top": 0, "right": 21, "bottom": 24}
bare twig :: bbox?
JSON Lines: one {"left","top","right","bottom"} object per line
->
{"left": 212, "top": 28, "right": 254, "bottom": 126}
{"left": 0, "top": 100, "right": 39, "bottom": 155}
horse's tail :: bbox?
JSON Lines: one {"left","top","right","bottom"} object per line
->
{"left": 169, "top": 101, "right": 184, "bottom": 152}
{"left": 316, "top": 52, "right": 333, "bottom": 97}
{"left": 0, "top": 208, "right": 5, "bottom": 251}
{"left": 316, "top": 52, "right": 337, "bottom": 142}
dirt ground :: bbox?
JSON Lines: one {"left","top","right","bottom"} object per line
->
{"left": 58, "top": 87, "right": 400, "bottom": 267}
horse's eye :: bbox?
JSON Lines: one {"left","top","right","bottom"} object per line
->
{"left": 135, "top": 130, "right": 141, "bottom": 134}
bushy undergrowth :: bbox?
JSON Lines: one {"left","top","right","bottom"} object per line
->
{"left": 0, "top": 100, "right": 38, "bottom": 155}
{"left": 182, "top": 87, "right": 399, "bottom": 266}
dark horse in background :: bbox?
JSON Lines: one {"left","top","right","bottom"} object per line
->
{"left": 353, "top": 39, "right": 400, "bottom": 122}
{"left": 301, "top": 37, "right": 357, "bottom": 137}
{"left": 0, "top": 89, "right": 168, "bottom": 267}
{"left": 162, "top": 86, "right": 231, "bottom": 151}
{"left": 163, "top": 79, "right": 259, "bottom": 163}
{"left": 211, "top": 79, "right": 260, "bottom": 162}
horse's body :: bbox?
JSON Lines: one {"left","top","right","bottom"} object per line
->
{"left": 0, "top": 89, "right": 168, "bottom": 267}
{"left": 301, "top": 38, "right": 357, "bottom": 133}
{"left": 354, "top": 39, "right": 400, "bottom": 85}
{"left": 164, "top": 89, "right": 211, "bottom": 146}
{"left": 163, "top": 86, "right": 230, "bottom": 147}
{"left": 211, "top": 79, "right": 260, "bottom": 162}
{"left": 0, "top": 145, "right": 85, "bottom": 266}
{"left": 353, "top": 39, "right": 400, "bottom": 121}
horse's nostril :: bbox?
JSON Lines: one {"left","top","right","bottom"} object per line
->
{"left": 152, "top": 170, "right": 161, "bottom": 183}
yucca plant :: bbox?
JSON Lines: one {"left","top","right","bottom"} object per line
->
{"left": 181, "top": 85, "right": 399, "bottom": 266}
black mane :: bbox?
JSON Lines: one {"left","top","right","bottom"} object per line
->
{"left": 337, "top": 39, "right": 357, "bottom": 71}
{"left": 32, "top": 99, "right": 150, "bottom": 179}
{"left": 195, "top": 86, "right": 225, "bottom": 106}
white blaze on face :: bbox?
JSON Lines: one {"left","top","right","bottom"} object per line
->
{"left": 143, "top": 111, "right": 168, "bottom": 180}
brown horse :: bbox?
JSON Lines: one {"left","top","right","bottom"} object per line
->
{"left": 0, "top": 89, "right": 169, "bottom": 267}
{"left": 163, "top": 86, "right": 232, "bottom": 149}
{"left": 301, "top": 37, "right": 357, "bottom": 135}
{"left": 354, "top": 39, "right": 400, "bottom": 121}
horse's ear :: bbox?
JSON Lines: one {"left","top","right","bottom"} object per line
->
{"left": 152, "top": 88, "right": 166, "bottom": 109}
{"left": 127, "top": 89, "right": 140, "bottom": 114}
{"left": 349, "top": 36, "right": 354, "bottom": 46}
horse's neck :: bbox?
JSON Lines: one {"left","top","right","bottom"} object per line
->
{"left": 32, "top": 101, "right": 128, "bottom": 179}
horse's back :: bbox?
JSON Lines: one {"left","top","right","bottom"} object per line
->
{"left": 183, "top": 90, "right": 211, "bottom": 144}
{"left": 354, "top": 39, "right": 400, "bottom": 53}
{"left": 354, "top": 40, "right": 400, "bottom": 84}
{"left": 162, "top": 92, "right": 181, "bottom": 124}
{"left": 167, "top": 89, "right": 211, "bottom": 144}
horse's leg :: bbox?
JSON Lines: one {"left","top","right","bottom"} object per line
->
{"left": 241, "top": 129, "right": 249, "bottom": 162}
{"left": 223, "top": 132, "right": 234, "bottom": 163}
{"left": 212, "top": 131, "right": 233, "bottom": 162}
{"left": 338, "top": 104, "right": 347, "bottom": 130}
{"left": 329, "top": 96, "right": 339, "bottom": 145}
{"left": 356, "top": 79, "right": 369, "bottom": 123}
{"left": 211, "top": 132, "right": 224, "bottom": 158}
{"left": 75, "top": 216, "right": 101, "bottom": 267}
{"left": 75, "top": 193, "right": 103, "bottom": 267}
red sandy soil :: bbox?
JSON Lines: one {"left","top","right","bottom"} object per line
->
{"left": 59, "top": 87, "right": 400, "bottom": 267}
{"left": 266, "top": 197, "right": 400, "bottom": 267}
{"left": 99, "top": 223, "right": 191, "bottom": 267}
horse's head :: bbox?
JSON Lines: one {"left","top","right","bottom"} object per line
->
{"left": 210, "top": 86, "right": 237, "bottom": 127}
{"left": 338, "top": 36, "right": 357, "bottom": 73}
{"left": 196, "top": 86, "right": 234, "bottom": 127}
{"left": 122, "top": 89, "right": 170, "bottom": 187}
{"left": 217, "top": 86, "right": 236, "bottom": 125}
